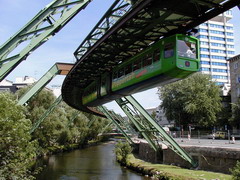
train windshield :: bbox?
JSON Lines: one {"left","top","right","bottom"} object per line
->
{"left": 177, "top": 40, "right": 196, "bottom": 59}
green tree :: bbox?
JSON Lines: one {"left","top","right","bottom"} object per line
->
{"left": 0, "top": 92, "right": 37, "bottom": 179}
{"left": 115, "top": 141, "right": 132, "bottom": 164}
{"left": 230, "top": 99, "right": 240, "bottom": 128}
{"left": 158, "top": 73, "right": 222, "bottom": 128}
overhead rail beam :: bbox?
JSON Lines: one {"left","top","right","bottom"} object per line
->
{"left": 115, "top": 95, "right": 198, "bottom": 167}
{"left": 62, "top": 0, "right": 239, "bottom": 112}
{"left": 0, "top": 0, "right": 91, "bottom": 81}
{"left": 18, "top": 63, "right": 73, "bottom": 105}
{"left": 74, "top": 0, "right": 134, "bottom": 60}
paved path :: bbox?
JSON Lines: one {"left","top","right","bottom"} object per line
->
{"left": 175, "top": 138, "right": 240, "bottom": 150}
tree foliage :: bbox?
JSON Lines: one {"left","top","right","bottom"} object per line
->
{"left": 230, "top": 161, "right": 240, "bottom": 180}
{"left": 0, "top": 92, "right": 37, "bottom": 179}
{"left": 158, "top": 73, "right": 222, "bottom": 128}
{"left": 115, "top": 141, "right": 132, "bottom": 164}
{"left": 230, "top": 99, "right": 240, "bottom": 128}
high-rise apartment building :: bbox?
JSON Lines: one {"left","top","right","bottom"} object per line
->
{"left": 196, "top": 10, "right": 235, "bottom": 85}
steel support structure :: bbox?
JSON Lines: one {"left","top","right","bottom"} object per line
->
{"left": 18, "top": 63, "right": 73, "bottom": 105}
{"left": 108, "top": 110, "right": 137, "bottom": 136}
{"left": 67, "top": 110, "right": 80, "bottom": 127}
{"left": 0, "top": 0, "right": 91, "bottom": 81}
{"left": 30, "top": 95, "right": 62, "bottom": 133}
{"left": 98, "top": 106, "right": 134, "bottom": 144}
{"left": 115, "top": 95, "right": 197, "bottom": 167}
{"left": 74, "top": 0, "right": 134, "bottom": 60}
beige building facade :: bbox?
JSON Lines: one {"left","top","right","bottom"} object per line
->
{"left": 228, "top": 54, "right": 240, "bottom": 104}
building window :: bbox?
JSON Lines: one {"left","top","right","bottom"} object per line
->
{"left": 209, "top": 24, "right": 224, "bottom": 29}
{"left": 236, "top": 75, "right": 240, "bottom": 83}
{"left": 212, "top": 69, "right": 228, "bottom": 73}
{"left": 201, "top": 61, "right": 210, "bottom": 65}
{"left": 226, "top": 32, "right": 233, "bottom": 36}
{"left": 234, "top": 62, "right": 238, "bottom": 69}
{"left": 226, "top": 26, "right": 233, "bottom": 30}
{"left": 212, "top": 62, "right": 227, "bottom": 66}
{"left": 200, "top": 48, "right": 209, "bottom": 52}
{"left": 226, "top": 38, "right": 234, "bottom": 42}
{"left": 227, "top": 51, "right": 235, "bottom": 55}
{"left": 210, "top": 43, "right": 225, "bottom": 47}
{"left": 200, "top": 41, "right": 209, "bottom": 46}
{"left": 200, "top": 54, "right": 210, "bottom": 58}
{"left": 211, "top": 49, "right": 226, "bottom": 53}
{"left": 200, "top": 67, "right": 210, "bottom": 71}
{"left": 210, "top": 36, "right": 225, "bottom": 41}
{"left": 209, "top": 30, "right": 224, "bottom": 35}
{"left": 212, "top": 75, "right": 228, "bottom": 79}
{"left": 211, "top": 55, "right": 226, "bottom": 60}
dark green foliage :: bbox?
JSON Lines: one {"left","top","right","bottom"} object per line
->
{"left": 0, "top": 92, "right": 37, "bottom": 179}
{"left": 0, "top": 87, "right": 110, "bottom": 177}
{"left": 230, "top": 161, "right": 240, "bottom": 180}
{"left": 230, "top": 99, "right": 240, "bottom": 128}
{"left": 158, "top": 73, "right": 222, "bottom": 128}
{"left": 115, "top": 141, "right": 132, "bottom": 164}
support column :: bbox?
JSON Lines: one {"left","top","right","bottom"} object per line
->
{"left": 116, "top": 95, "right": 197, "bottom": 167}
{"left": 98, "top": 106, "right": 134, "bottom": 144}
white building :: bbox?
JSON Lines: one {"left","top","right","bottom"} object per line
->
{"left": 196, "top": 10, "right": 235, "bottom": 85}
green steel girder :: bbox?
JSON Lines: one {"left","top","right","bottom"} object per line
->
{"left": 100, "top": 121, "right": 113, "bottom": 134}
{"left": 116, "top": 95, "right": 198, "bottom": 167}
{"left": 17, "top": 63, "right": 73, "bottom": 106}
{"left": 74, "top": 0, "right": 134, "bottom": 60}
{"left": 0, "top": 0, "right": 92, "bottom": 81}
{"left": 115, "top": 98, "right": 158, "bottom": 151}
{"left": 30, "top": 95, "right": 62, "bottom": 133}
{"left": 98, "top": 106, "right": 134, "bottom": 144}
{"left": 67, "top": 110, "right": 80, "bottom": 127}
{"left": 109, "top": 110, "right": 138, "bottom": 136}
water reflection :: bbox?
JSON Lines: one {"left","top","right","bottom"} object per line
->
{"left": 36, "top": 142, "right": 148, "bottom": 180}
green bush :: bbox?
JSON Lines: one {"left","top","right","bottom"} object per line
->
{"left": 230, "top": 161, "right": 240, "bottom": 180}
{"left": 115, "top": 141, "right": 132, "bottom": 164}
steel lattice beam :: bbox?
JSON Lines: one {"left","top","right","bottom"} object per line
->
{"left": 98, "top": 106, "right": 134, "bottom": 144}
{"left": 74, "top": 0, "right": 134, "bottom": 60}
{"left": 30, "top": 95, "right": 62, "bottom": 133}
{"left": 116, "top": 95, "right": 198, "bottom": 167}
{"left": 18, "top": 63, "right": 73, "bottom": 105}
{"left": 0, "top": 0, "right": 91, "bottom": 81}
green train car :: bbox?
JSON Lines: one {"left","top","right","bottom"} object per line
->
{"left": 82, "top": 34, "right": 200, "bottom": 106}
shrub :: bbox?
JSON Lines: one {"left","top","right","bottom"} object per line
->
{"left": 230, "top": 161, "right": 240, "bottom": 180}
{"left": 115, "top": 141, "right": 132, "bottom": 164}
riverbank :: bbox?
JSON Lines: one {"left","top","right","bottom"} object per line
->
{"left": 119, "top": 154, "right": 232, "bottom": 180}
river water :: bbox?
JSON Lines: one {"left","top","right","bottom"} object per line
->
{"left": 36, "top": 142, "right": 148, "bottom": 180}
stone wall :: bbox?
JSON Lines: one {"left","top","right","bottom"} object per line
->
{"left": 138, "top": 142, "right": 240, "bottom": 174}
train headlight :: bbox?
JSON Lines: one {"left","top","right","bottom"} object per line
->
{"left": 185, "top": 61, "right": 190, "bottom": 67}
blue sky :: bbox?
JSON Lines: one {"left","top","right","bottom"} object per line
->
{"left": 0, "top": 0, "right": 239, "bottom": 114}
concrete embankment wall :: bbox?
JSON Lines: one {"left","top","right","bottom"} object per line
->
{"left": 138, "top": 142, "right": 240, "bottom": 173}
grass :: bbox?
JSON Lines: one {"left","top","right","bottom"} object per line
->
{"left": 126, "top": 154, "right": 232, "bottom": 180}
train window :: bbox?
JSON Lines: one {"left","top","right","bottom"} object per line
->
{"left": 118, "top": 68, "right": 124, "bottom": 78}
{"left": 164, "top": 43, "right": 174, "bottom": 58}
{"left": 143, "top": 54, "right": 152, "bottom": 67}
{"left": 125, "top": 64, "right": 132, "bottom": 74}
{"left": 133, "top": 59, "right": 142, "bottom": 71}
{"left": 153, "top": 49, "right": 160, "bottom": 62}
{"left": 177, "top": 40, "right": 196, "bottom": 59}
{"left": 113, "top": 71, "right": 118, "bottom": 80}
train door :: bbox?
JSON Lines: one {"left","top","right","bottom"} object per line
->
{"left": 100, "top": 72, "right": 111, "bottom": 97}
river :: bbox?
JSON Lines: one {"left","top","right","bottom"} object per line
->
{"left": 36, "top": 141, "right": 148, "bottom": 180}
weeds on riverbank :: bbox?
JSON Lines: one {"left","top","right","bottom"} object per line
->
{"left": 114, "top": 141, "right": 232, "bottom": 179}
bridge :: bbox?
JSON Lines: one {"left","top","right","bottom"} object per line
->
{"left": 0, "top": 0, "right": 239, "bottom": 168}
